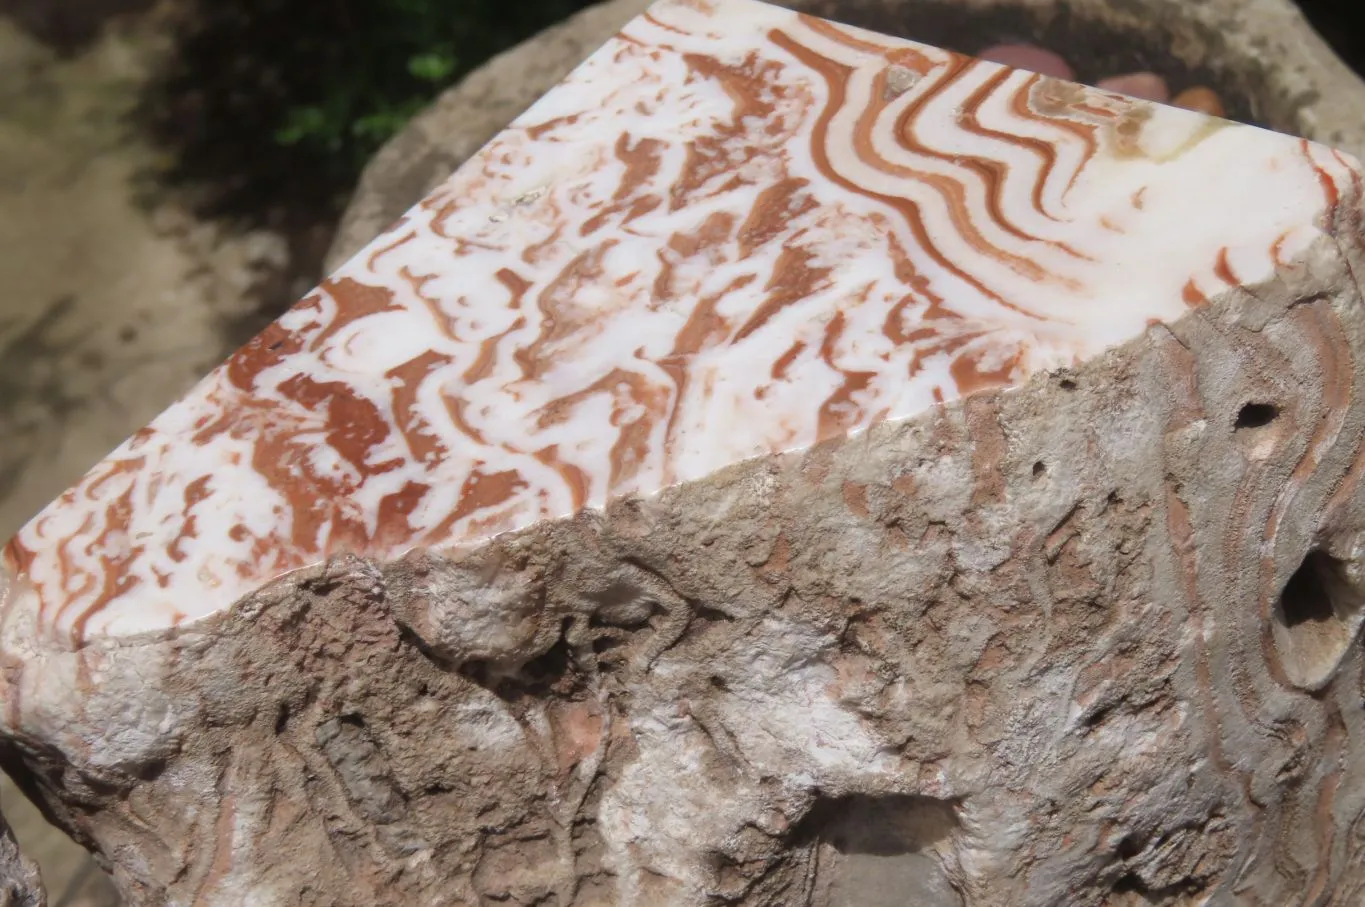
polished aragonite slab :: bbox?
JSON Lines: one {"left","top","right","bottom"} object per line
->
{"left": 3, "top": 0, "right": 1360, "bottom": 642}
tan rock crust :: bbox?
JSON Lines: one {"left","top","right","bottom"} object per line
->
{"left": 7, "top": 234, "right": 1365, "bottom": 903}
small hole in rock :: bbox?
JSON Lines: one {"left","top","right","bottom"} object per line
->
{"left": 1273, "top": 549, "right": 1365, "bottom": 690}
{"left": 459, "top": 659, "right": 491, "bottom": 688}
{"left": 1059, "top": 379, "right": 1078, "bottom": 391}
{"left": 1032, "top": 461, "right": 1046, "bottom": 478}
{"left": 1115, "top": 832, "right": 1144, "bottom": 860}
{"left": 797, "top": 793, "right": 964, "bottom": 906}
{"left": 795, "top": 793, "right": 960, "bottom": 855}
{"left": 522, "top": 627, "right": 573, "bottom": 684}
{"left": 1235, "top": 402, "right": 1278, "bottom": 430}
{"left": 137, "top": 758, "right": 167, "bottom": 783}
{"left": 1282, "top": 552, "right": 1336, "bottom": 629}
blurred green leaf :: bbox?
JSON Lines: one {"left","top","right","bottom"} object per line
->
{"left": 352, "top": 97, "right": 428, "bottom": 142}
{"left": 408, "top": 50, "right": 457, "bottom": 82}
{"left": 274, "top": 105, "right": 330, "bottom": 146}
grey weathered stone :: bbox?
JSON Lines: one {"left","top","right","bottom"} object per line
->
{"left": 12, "top": 262, "right": 1365, "bottom": 903}
{"left": 0, "top": 809, "right": 43, "bottom": 907}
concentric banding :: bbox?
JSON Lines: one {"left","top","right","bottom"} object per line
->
{"left": 3, "top": 0, "right": 1359, "bottom": 643}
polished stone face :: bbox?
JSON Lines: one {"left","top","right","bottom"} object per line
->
{"left": 2, "top": 0, "right": 1358, "bottom": 641}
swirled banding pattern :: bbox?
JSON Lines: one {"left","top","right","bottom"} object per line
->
{"left": 3, "top": 0, "right": 1361, "bottom": 642}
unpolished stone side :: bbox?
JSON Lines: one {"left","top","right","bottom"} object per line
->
{"left": 0, "top": 809, "right": 43, "bottom": 907}
{"left": 5, "top": 232, "right": 1365, "bottom": 904}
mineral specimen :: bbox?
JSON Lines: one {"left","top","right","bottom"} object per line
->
{"left": 3, "top": 0, "right": 1365, "bottom": 903}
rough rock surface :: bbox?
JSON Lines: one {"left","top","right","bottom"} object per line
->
{"left": 0, "top": 810, "right": 43, "bottom": 907}
{"left": 6, "top": 1, "right": 1365, "bottom": 905}
{"left": 327, "top": 0, "right": 1365, "bottom": 271}
{"left": 11, "top": 265, "right": 1365, "bottom": 904}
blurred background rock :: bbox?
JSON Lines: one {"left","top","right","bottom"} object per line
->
{"left": 0, "top": 0, "right": 1362, "bottom": 902}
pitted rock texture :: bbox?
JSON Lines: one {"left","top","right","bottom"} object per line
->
{"left": 5, "top": 1, "right": 1365, "bottom": 905}
{"left": 0, "top": 809, "right": 43, "bottom": 907}
{"left": 9, "top": 251, "right": 1365, "bottom": 904}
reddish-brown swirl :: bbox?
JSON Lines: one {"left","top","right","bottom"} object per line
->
{"left": 2, "top": 0, "right": 1358, "bottom": 642}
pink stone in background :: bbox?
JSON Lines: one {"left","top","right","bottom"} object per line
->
{"left": 977, "top": 43, "right": 1074, "bottom": 79}
{"left": 1096, "top": 71, "right": 1171, "bottom": 102}
{"left": 1173, "top": 85, "right": 1227, "bottom": 117}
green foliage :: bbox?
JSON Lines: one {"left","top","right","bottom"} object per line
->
{"left": 263, "top": 1, "right": 509, "bottom": 156}
{"left": 140, "top": 0, "right": 599, "bottom": 225}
